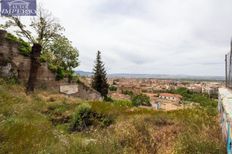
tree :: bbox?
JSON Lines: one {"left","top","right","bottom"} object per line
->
{"left": 131, "top": 94, "right": 151, "bottom": 107}
{"left": 42, "top": 35, "right": 79, "bottom": 82}
{"left": 2, "top": 7, "right": 65, "bottom": 92}
{"left": 27, "top": 43, "right": 42, "bottom": 92}
{"left": 92, "top": 51, "right": 109, "bottom": 98}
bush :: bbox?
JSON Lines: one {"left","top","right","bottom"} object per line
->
{"left": 132, "top": 94, "right": 151, "bottom": 107}
{"left": 97, "top": 113, "right": 114, "bottom": 127}
{"left": 104, "top": 96, "right": 114, "bottom": 102}
{"left": 69, "top": 103, "right": 114, "bottom": 132}
{"left": 72, "top": 75, "right": 81, "bottom": 83}
{"left": 122, "top": 90, "right": 134, "bottom": 96}
{"left": 18, "top": 39, "right": 31, "bottom": 56}
{"left": 55, "top": 67, "right": 65, "bottom": 80}
{"left": 4, "top": 77, "right": 19, "bottom": 85}
{"left": 109, "top": 85, "right": 117, "bottom": 91}
{"left": 70, "top": 103, "right": 92, "bottom": 131}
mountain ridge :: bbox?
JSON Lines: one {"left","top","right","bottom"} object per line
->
{"left": 75, "top": 71, "right": 224, "bottom": 81}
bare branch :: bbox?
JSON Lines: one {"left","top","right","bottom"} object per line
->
{"left": 30, "top": 7, "right": 64, "bottom": 48}
{"left": 2, "top": 6, "right": 64, "bottom": 48}
{"left": 8, "top": 16, "right": 35, "bottom": 43}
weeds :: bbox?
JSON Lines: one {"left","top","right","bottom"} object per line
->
{"left": 69, "top": 103, "right": 114, "bottom": 132}
{"left": 0, "top": 78, "right": 226, "bottom": 153}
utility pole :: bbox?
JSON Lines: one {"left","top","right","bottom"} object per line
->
{"left": 226, "top": 54, "right": 228, "bottom": 87}
{"left": 228, "top": 39, "right": 232, "bottom": 88}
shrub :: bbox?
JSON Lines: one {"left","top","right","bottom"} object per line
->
{"left": 109, "top": 85, "right": 117, "bottom": 91}
{"left": 122, "top": 90, "right": 134, "bottom": 96}
{"left": 104, "top": 96, "right": 114, "bottom": 102}
{"left": 55, "top": 67, "right": 65, "bottom": 80}
{"left": 97, "top": 113, "right": 114, "bottom": 127}
{"left": 70, "top": 103, "right": 92, "bottom": 131}
{"left": 18, "top": 39, "right": 31, "bottom": 56}
{"left": 71, "top": 75, "right": 80, "bottom": 84}
{"left": 4, "top": 77, "right": 19, "bottom": 85}
{"left": 206, "top": 107, "right": 218, "bottom": 116}
{"left": 69, "top": 103, "right": 114, "bottom": 132}
{"left": 131, "top": 94, "right": 151, "bottom": 107}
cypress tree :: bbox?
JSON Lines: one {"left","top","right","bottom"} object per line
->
{"left": 92, "top": 51, "right": 109, "bottom": 98}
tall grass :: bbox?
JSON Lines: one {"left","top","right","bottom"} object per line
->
{"left": 0, "top": 78, "right": 226, "bottom": 153}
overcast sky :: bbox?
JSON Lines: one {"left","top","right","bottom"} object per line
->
{"left": 1, "top": 0, "right": 232, "bottom": 76}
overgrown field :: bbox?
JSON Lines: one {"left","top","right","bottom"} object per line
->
{"left": 0, "top": 79, "right": 225, "bottom": 154}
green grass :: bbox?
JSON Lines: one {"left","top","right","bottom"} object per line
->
{"left": 5, "top": 33, "right": 31, "bottom": 56}
{"left": 0, "top": 78, "right": 226, "bottom": 153}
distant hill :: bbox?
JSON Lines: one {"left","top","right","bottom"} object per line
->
{"left": 75, "top": 71, "right": 224, "bottom": 81}
{"left": 75, "top": 71, "right": 93, "bottom": 76}
{"left": 108, "top": 73, "right": 225, "bottom": 81}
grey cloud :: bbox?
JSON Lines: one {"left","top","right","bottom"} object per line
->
{"left": 0, "top": 0, "right": 231, "bottom": 76}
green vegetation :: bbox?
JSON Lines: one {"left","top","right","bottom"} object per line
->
{"left": 122, "top": 90, "right": 134, "bottom": 96}
{"left": 4, "top": 32, "right": 79, "bottom": 82}
{"left": 70, "top": 103, "right": 92, "bottom": 131}
{"left": 131, "top": 94, "right": 151, "bottom": 106}
{"left": 2, "top": 8, "right": 79, "bottom": 88}
{"left": 104, "top": 96, "right": 114, "bottom": 102}
{"left": 109, "top": 85, "right": 117, "bottom": 91}
{"left": 44, "top": 35, "right": 79, "bottom": 81}
{"left": 121, "top": 90, "right": 151, "bottom": 107}
{"left": 113, "top": 100, "right": 133, "bottom": 107}
{"left": 169, "top": 88, "right": 217, "bottom": 115}
{"left": 70, "top": 103, "right": 114, "bottom": 131}
{"left": 0, "top": 79, "right": 225, "bottom": 153}
{"left": 6, "top": 33, "right": 31, "bottom": 56}
{"left": 92, "top": 51, "right": 109, "bottom": 98}
{"left": 171, "top": 88, "right": 219, "bottom": 119}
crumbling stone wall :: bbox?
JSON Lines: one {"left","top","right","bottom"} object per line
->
{"left": 60, "top": 84, "right": 102, "bottom": 101}
{"left": 73, "top": 82, "right": 102, "bottom": 101}
{"left": 0, "top": 30, "right": 101, "bottom": 101}
{"left": 0, "top": 30, "right": 56, "bottom": 84}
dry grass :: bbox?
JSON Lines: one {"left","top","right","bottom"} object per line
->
{"left": 0, "top": 78, "right": 226, "bottom": 154}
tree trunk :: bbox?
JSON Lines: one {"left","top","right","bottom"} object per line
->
{"left": 26, "top": 43, "right": 42, "bottom": 93}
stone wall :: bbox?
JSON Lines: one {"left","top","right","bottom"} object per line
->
{"left": 0, "top": 30, "right": 102, "bottom": 101}
{"left": 0, "top": 30, "right": 56, "bottom": 84}
{"left": 73, "top": 82, "right": 102, "bottom": 101}
{"left": 60, "top": 83, "right": 102, "bottom": 101}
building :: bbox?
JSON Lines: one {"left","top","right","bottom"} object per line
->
{"left": 159, "top": 93, "right": 182, "bottom": 102}
{"left": 118, "top": 85, "right": 141, "bottom": 94}
{"left": 151, "top": 102, "right": 161, "bottom": 109}
{"left": 187, "top": 86, "right": 202, "bottom": 93}
{"left": 202, "top": 84, "right": 220, "bottom": 95}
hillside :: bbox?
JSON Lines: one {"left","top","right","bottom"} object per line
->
{"left": 75, "top": 71, "right": 224, "bottom": 81}
{"left": 0, "top": 78, "right": 225, "bottom": 154}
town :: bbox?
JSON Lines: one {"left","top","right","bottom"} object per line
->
{"left": 0, "top": 0, "right": 229, "bottom": 153}
{"left": 81, "top": 77, "right": 222, "bottom": 111}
